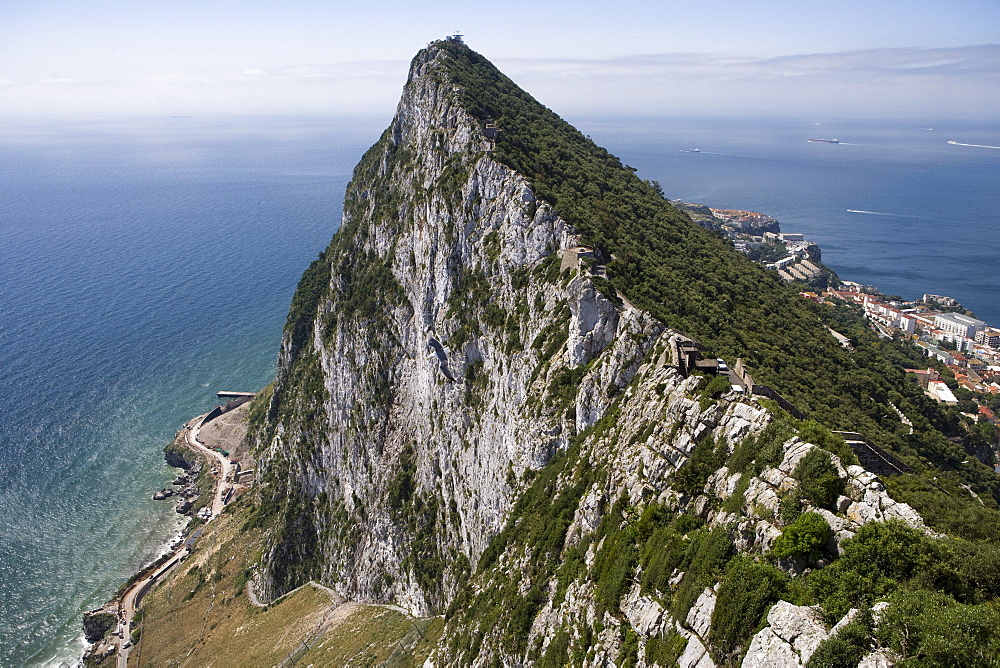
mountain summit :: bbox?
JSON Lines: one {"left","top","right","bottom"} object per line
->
{"left": 224, "top": 39, "right": 1000, "bottom": 666}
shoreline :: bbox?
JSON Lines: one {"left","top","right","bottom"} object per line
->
{"left": 80, "top": 403, "right": 257, "bottom": 666}
{"left": 79, "top": 423, "right": 205, "bottom": 666}
{"left": 80, "top": 418, "right": 209, "bottom": 666}
{"left": 74, "top": 187, "right": 997, "bottom": 662}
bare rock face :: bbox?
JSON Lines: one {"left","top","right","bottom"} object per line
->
{"left": 686, "top": 587, "right": 718, "bottom": 639}
{"left": 859, "top": 648, "right": 899, "bottom": 667}
{"left": 248, "top": 40, "right": 935, "bottom": 666}
{"left": 742, "top": 602, "right": 831, "bottom": 667}
{"left": 82, "top": 609, "right": 117, "bottom": 644}
{"left": 679, "top": 634, "right": 716, "bottom": 668}
{"left": 250, "top": 44, "right": 658, "bottom": 613}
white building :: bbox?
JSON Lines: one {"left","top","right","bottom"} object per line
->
{"left": 934, "top": 312, "right": 986, "bottom": 339}
{"left": 862, "top": 296, "right": 916, "bottom": 334}
{"left": 975, "top": 329, "right": 1000, "bottom": 349}
{"left": 917, "top": 341, "right": 956, "bottom": 366}
{"left": 767, "top": 256, "right": 797, "bottom": 270}
{"left": 926, "top": 380, "right": 958, "bottom": 405}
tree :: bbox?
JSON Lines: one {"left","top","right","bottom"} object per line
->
{"left": 772, "top": 512, "right": 832, "bottom": 559}
{"left": 793, "top": 449, "right": 845, "bottom": 511}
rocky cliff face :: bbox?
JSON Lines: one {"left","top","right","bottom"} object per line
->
{"left": 434, "top": 320, "right": 928, "bottom": 666}
{"left": 250, "top": 44, "right": 665, "bottom": 614}
{"left": 247, "top": 40, "right": 950, "bottom": 666}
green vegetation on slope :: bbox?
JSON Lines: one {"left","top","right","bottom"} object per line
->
{"left": 131, "top": 494, "right": 441, "bottom": 667}
{"left": 443, "top": 406, "right": 1000, "bottom": 665}
{"left": 432, "top": 39, "right": 1000, "bottom": 515}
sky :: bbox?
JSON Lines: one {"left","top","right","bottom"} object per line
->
{"left": 2, "top": 0, "right": 999, "bottom": 119}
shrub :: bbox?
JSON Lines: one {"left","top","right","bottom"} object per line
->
{"left": 699, "top": 373, "right": 732, "bottom": 410}
{"left": 673, "top": 434, "right": 726, "bottom": 497}
{"left": 671, "top": 527, "right": 733, "bottom": 621}
{"left": 779, "top": 489, "right": 803, "bottom": 524}
{"left": 619, "top": 629, "right": 639, "bottom": 667}
{"left": 802, "top": 520, "right": 962, "bottom": 619}
{"left": 798, "top": 420, "right": 858, "bottom": 466}
{"left": 805, "top": 609, "right": 872, "bottom": 668}
{"left": 771, "top": 512, "right": 832, "bottom": 560}
{"left": 645, "top": 630, "right": 688, "bottom": 666}
{"left": 793, "top": 448, "right": 845, "bottom": 511}
{"left": 538, "top": 627, "right": 571, "bottom": 667}
{"left": 755, "top": 420, "right": 797, "bottom": 472}
{"left": 592, "top": 531, "right": 638, "bottom": 616}
{"left": 875, "top": 589, "right": 1000, "bottom": 666}
{"left": 708, "top": 557, "right": 788, "bottom": 664}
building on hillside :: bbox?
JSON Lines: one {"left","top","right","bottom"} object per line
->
{"left": 926, "top": 380, "right": 958, "bottom": 405}
{"left": 905, "top": 367, "right": 940, "bottom": 389}
{"left": 923, "top": 293, "right": 958, "bottom": 307}
{"left": 980, "top": 406, "right": 997, "bottom": 425}
{"left": 975, "top": 328, "right": 1000, "bottom": 349}
{"left": 967, "top": 357, "right": 988, "bottom": 373}
{"left": 917, "top": 341, "right": 956, "bottom": 366}
{"left": 841, "top": 281, "right": 878, "bottom": 294}
{"left": 829, "top": 290, "right": 866, "bottom": 304}
{"left": 913, "top": 311, "right": 941, "bottom": 329}
{"left": 934, "top": 312, "right": 986, "bottom": 339}
{"left": 559, "top": 246, "right": 595, "bottom": 271}
{"left": 862, "top": 296, "right": 917, "bottom": 334}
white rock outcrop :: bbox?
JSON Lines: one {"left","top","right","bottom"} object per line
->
{"left": 742, "top": 601, "right": 832, "bottom": 667}
{"left": 250, "top": 39, "right": 934, "bottom": 667}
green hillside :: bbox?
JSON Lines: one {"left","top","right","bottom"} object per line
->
{"left": 434, "top": 40, "right": 1000, "bottom": 524}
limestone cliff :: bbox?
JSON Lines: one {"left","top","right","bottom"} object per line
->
{"left": 244, "top": 38, "right": 999, "bottom": 667}
{"left": 250, "top": 43, "right": 654, "bottom": 614}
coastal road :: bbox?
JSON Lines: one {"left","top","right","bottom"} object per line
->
{"left": 185, "top": 419, "right": 234, "bottom": 518}
{"left": 116, "top": 546, "right": 189, "bottom": 667}
{"left": 113, "top": 415, "right": 234, "bottom": 665}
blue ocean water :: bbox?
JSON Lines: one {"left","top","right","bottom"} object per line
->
{"left": 0, "top": 116, "right": 375, "bottom": 666}
{"left": 0, "top": 112, "right": 996, "bottom": 665}
{"left": 580, "top": 114, "right": 1000, "bottom": 324}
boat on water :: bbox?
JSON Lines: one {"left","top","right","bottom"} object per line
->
{"left": 807, "top": 138, "right": 839, "bottom": 144}
{"left": 679, "top": 148, "right": 701, "bottom": 153}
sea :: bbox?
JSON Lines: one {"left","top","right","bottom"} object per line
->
{"left": 0, "top": 112, "right": 997, "bottom": 665}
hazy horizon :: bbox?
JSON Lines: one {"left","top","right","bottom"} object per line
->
{"left": 3, "top": 44, "right": 999, "bottom": 123}
{"left": 3, "top": 1, "right": 999, "bottom": 121}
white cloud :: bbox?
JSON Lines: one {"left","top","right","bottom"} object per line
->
{"left": 243, "top": 68, "right": 265, "bottom": 76}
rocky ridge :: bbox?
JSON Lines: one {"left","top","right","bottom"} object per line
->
{"left": 435, "top": 314, "right": 927, "bottom": 665}
{"left": 251, "top": 43, "right": 654, "bottom": 613}
{"left": 245, "top": 40, "right": 954, "bottom": 666}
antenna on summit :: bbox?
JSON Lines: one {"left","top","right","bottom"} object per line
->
{"left": 446, "top": 32, "right": 464, "bottom": 44}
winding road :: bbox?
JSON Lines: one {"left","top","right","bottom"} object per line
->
{"left": 114, "top": 415, "right": 236, "bottom": 666}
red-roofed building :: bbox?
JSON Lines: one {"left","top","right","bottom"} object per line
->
{"left": 905, "top": 367, "right": 940, "bottom": 389}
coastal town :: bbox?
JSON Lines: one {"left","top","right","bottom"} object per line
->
{"left": 830, "top": 288, "right": 1000, "bottom": 410}
{"left": 675, "top": 200, "right": 1000, "bottom": 440}
{"left": 673, "top": 202, "right": 833, "bottom": 287}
